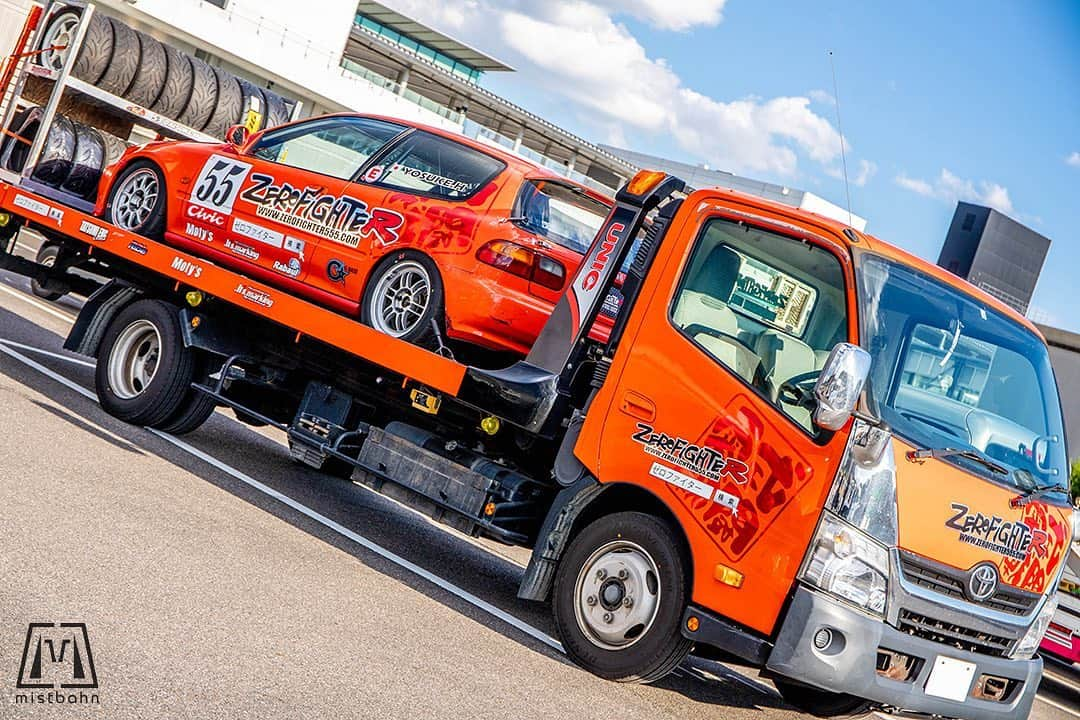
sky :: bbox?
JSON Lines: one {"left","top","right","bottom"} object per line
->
{"left": 385, "top": 0, "right": 1080, "bottom": 331}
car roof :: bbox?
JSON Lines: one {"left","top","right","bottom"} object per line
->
{"left": 688, "top": 185, "right": 1043, "bottom": 338}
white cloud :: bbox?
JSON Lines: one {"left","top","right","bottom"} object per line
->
{"left": 1067, "top": 151, "right": 1080, "bottom": 167}
{"left": 381, "top": 0, "right": 865, "bottom": 178}
{"left": 825, "top": 158, "right": 877, "bottom": 187}
{"left": 895, "top": 169, "right": 1014, "bottom": 215}
{"left": 808, "top": 89, "right": 835, "bottom": 106}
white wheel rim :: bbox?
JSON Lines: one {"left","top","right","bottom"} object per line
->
{"left": 107, "top": 319, "right": 162, "bottom": 400}
{"left": 41, "top": 13, "right": 80, "bottom": 71}
{"left": 112, "top": 169, "right": 160, "bottom": 231}
{"left": 573, "top": 540, "right": 661, "bottom": 650}
{"left": 369, "top": 260, "right": 431, "bottom": 337}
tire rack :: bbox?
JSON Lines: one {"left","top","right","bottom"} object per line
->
{"left": 0, "top": 1, "right": 302, "bottom": 214}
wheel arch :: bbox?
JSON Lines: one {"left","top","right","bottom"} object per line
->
{"left": 93, "top": 150, "right": 169, "bottom": 216}
{"left": 360, "top": 246, "right": 447, "bottom": 325}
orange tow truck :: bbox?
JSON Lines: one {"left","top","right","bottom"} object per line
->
{"left": 1, "top": 8, "right": 1077, "bottom": 720}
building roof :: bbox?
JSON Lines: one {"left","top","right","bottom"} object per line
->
{"left": 356, "top": 0, "right": 513, "bottom": 72}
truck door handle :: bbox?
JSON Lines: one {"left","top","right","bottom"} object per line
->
{"left": 620, "top": 391, "right": 656, "bottom": 422}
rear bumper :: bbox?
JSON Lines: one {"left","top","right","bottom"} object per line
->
{"left": 766, "top": 586, "right": 1041, "bottom": 720}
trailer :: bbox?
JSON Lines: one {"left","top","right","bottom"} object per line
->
{"left": 2, "top": 6, "right": 1077, "bottom": 720}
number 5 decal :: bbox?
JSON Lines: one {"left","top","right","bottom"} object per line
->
{"left": 191, "top": 154, "right": 253, "bottom": 214}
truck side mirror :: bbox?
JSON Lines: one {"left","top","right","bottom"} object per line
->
{"left": 813, "top": 342, "right": 872, "bottom": 432}
{"left": 226, "top": 124, "right": 249, "bottom": 149}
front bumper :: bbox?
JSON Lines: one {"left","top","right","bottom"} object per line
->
{"left": 766, "top": 586, "right": 1041, "bottom": 720}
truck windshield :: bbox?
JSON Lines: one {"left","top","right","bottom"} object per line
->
{"left": 858, "top": 255, "right": 1068, "bottom": 491}
{"left": 513, "top": 180, "right": 610, "bottom": 254}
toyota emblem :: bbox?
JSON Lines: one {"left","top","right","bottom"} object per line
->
{"left": 965, "top": 563, "right": 999, "bottom": 603}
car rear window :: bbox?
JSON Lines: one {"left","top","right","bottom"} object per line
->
{"left": 368, "top": 131, "right": 504, "bottom": 200}
{"left": 513, "top": 179, "right": 610, "bottom": 254}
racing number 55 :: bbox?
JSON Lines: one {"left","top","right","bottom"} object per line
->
{"left": 191, "top": 155, "right": 253, "bottom": 214}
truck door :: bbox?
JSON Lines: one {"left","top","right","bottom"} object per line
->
{"left": 593, "top": 199, "right": 858, "bottom": 635}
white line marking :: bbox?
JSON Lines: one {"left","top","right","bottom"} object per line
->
{"left": 0, "top": 281, "right": 76, "bottom": 324}
{"left": 1041, "top": 664, "right": 1080, "bottom": 695}
{"left": 0, "top": 339, "right": 95, "bottom": 367}
{"left": 0, "top": 343, "right": 95, "bottom": 400}
{"left": 1036, "top": 693, "right": 1080, "bottom": 718}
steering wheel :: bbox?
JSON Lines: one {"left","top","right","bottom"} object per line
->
{"left": 778, "top": 370, "right": 821, "bottom": 408}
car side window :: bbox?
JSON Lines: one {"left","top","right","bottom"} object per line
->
{"left": 250, "top": 117, "right": 405, "bottom": 181}
{"left": 669, "top": 217, "right": 848, "bottom": 431}
{"left": 369, "top": 131, "right": 505, "bottom": 200}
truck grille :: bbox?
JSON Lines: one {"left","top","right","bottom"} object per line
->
{"left": 898, "top": 551, "right": 1039, "bottom": 616}
{"left": 897, "top": 609, "right": 1013, "bottom": 657}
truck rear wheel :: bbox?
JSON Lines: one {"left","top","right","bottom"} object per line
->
{"left": 30, "top": 243, "right": 67, "bottom": 301}
{"left": 95, "top": 299, "right": 201, "bottom": 427}
{"left": 552, "top": 511, "right": 692, "bottom": 683}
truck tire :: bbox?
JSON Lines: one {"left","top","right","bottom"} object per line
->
{"left": 237, "top": 79, "right": 265, "bottom": 132}
{"left": 263, "top": 89, "right": 290, "bottom": 129}
{"left": 95, "top": 299, "right": 202, "bottom": 427}
{"left": 125, "top": 32, "right": 168, "bottom": 109}
{"left": 154, "top": 388, "right": 216, "bottom": 435}
{"left": 361, "top": 252, "right": 445, "bottom": 349}
{"left": 203, "top": 68, "right": 241, "bottom": 139}
{"left": 178, "top": 57, "right": 217, "bottom": 131}
{"left": 30, "top": 243, "right": 67, "bottom": 301}
{"left": 60, "top": 122, "right": 105, "bottom": 199}
{"left": 97, "top": 17, "right": 140, "bottom": 97}
{"left": 152, "top": 45, "right": 194, "bottom": 120}
{"left": 552, "top": 511, "right": 692, "bottom": 683}
{"left": 104, "top": 160, "right": 166, "bottom": 240}
{"left": 32, "top": 113, "right": 77, "bottom": 187}
{"left": 773, "top": 680, "right": 871, "bottom": 717}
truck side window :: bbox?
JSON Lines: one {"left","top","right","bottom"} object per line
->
{"left": 669, "top": 218, "right": 848, "bottom": 431}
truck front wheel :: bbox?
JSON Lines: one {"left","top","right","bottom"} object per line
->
{"left": 553, "top": 511, "right": 692, "bottom": 683}
{"left": 773, "top": 679, "right": 870, "bottom": 717}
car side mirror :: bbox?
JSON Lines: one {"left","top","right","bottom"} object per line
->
{"left": 813, "top": 342, "right": 872, "bottom": 432}
{"left": 226, "top": 124, "right": 249, "bottom": 149}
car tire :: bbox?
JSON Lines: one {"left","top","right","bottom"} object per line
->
{"left": 361, "top": 251, "right": 445, "bottom": 349}
{"left": 97, "top": 17, "right": 140, "bottom": 97}
{"left": 236, "top": 79, "right": 265, "bottom": 132}
{"left": 98, "top": 130, "right": 128, "bottom": 171}
{"left": 203, "top": 68, "right": 241, "bottom": 139}
{"left": 178, "top": 56, "right": 217, "bottom": 131}
{"left": 60, "top": 122, "right": 105, "bottom": 199}
{"left": 262, "top": 89, "right": 290, "bottom": 129}
{"left": 30, "top": 243, "right": 67, "bottom": 301}
{"left": 125, "top": 32, "right": 168, "bottom": 109}
{"left": 152, "top": 45, "right": 194, "bottom": 120}
{"left": 773, "top": 680, "right": 871, "bottom": 718}
{"left": 0, "top": 106, "right": 37, "bottom": 173}
{"left": 70, "top": 11, "right": 114, "bottom": 83}
{"left": 95, "top": 299, "right": 202, "bottom": 427}
{"left": 552, "top": 511, "right": 693, "bottom": 684}
{"left": 31, "top": 113, "right": 77, "bottom": 187}
{"left": 104, "top": 160, "right": 166, "bottom": 240}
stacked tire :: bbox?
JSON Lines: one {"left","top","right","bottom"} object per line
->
{"left": 38, "top": 6, "right": 293, "bottom": 139}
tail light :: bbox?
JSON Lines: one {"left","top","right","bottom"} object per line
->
{"left": 477, "top": 240, "right": 566, "bottom": 291}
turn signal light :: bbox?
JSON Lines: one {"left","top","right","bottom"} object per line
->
{"left": 713, "top": 564, "right": 744, "bottom": 588}
{"left": 625, "top": 170, "right": 667, "bottom": 196}
{"left": 476, "top": 240, "right": 566, "bottom": 291}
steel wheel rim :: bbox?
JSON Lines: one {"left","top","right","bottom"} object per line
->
{"left": 41, "top": 13, "right": 80, "bottom": 71}
{"left": 573, "top": 540, "right": 661, "bottom": 650}
{"left": 107, "top": 319, "right": 161, "bottom": 400}
{"left": 369, "top": 260, "right": 431, "bottom": 337}
{"left": 112, "top": 169, "right": 160, "bottom": 231}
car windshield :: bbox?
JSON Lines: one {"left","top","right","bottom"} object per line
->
{"left": 859, "top": 255, "right": 1068, "bottom": 491}
{"left": 514, "top": 180, "right": 610, "bottom": 254}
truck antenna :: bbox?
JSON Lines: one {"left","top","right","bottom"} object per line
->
{"left": 828, "top": 50, "right": 854, "bottom": 228}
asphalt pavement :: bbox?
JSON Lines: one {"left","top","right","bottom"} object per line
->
{"left": 0, "top": 231, "right": 1077, "bottom": 719}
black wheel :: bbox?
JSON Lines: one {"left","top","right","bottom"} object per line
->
{"left": 361, "top": 252, "right": 445, "bottom": 348}
{"left": 97, "top": 17, "right": 140, "bottom": 97}
{"left": 203, "top": 68, "right": 241, "bottom": 139}
{"left": 30, "top": 243, "right": 66, "bottom": 301}
{"left": 154, "top": 388, "right": 216, "bottom": 435}
{"left": 95, "top": 299, "right": 201, "bottom": 427}
{"left": 178, "top": 57, "right": 217, "bottom": 131}
{"left": 552, "top": 511, "right": 692, "bottom": 683}
{"left": 31, "top": 114, "right": 77, "bottom": 187}
{"left": 152, "top": 45, "right": 194, "bottom": 120}
{"left": 125, "top": 32, "right": 167, "bottom": 108}
{"left": 262, "top": 89, "right": 289, "bottom": 129}
{"left": 773, "top": 679, "right": 872, "bottom": 717}
{"left": 237, "top": 79, "right": 265, "bottom": 131}
{"left": 104, "top": 160, "right": 166, "bottom": 240}
{"left": 60, "top": 122, "right": 105, "bottom": 199}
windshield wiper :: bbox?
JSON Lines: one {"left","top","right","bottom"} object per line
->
{"left": 906, "top": 447, "right": 1009, "bottom": 476}
{"left": 1009, "top": 482, "right": 1066, "bottom": 508}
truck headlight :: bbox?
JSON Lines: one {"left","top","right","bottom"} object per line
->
{"left": 1011, "top": 594, "right": 1059, "bottom": 659}
{"left": 801, "top": 512, "right": 889, "bottom": 616}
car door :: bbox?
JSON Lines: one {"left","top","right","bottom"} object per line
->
{"left": 590, "top": 198, "right": 859, "bottom": 635}
{"left": 225, "top": 116, "right": 406, "bottom": 298}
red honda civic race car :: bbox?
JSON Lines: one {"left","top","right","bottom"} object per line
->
{"left": 93, "top": 113, "right": 614, "bottom": 357}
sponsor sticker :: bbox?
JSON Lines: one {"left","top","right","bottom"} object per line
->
{"left": 186, "top": 203, "right": 225, "bottom": 226}
{"left": 224, "top": 238, "right": 259, "bottom": 261}
{"left": 185, "top": 222, "right": 214, "bottom": 243}
{"left": 234, "top": 284, "right": 273, "bottom": 308}
{"left": 127, "top": 241, "right": 148, "bottom": 256}
{"left": 170, "top": 256, "right": 203, "bottom": 279}
{"left": 945, "top": 503, "right": 1048, "bottom": 561}
{"left": 191, "top": 155, "right": 253, "bottom": 214}
{"left": 78, "top": 220, "right": 108, "bottom": 242}
{"left": 326, "top": 259, "right": 353, "bottom": 284}
{"left": 632, "top": 423, "right": 750, "bottom": 485}
{"left": 649, "top": 462, "right": 741, "bottom": 515}
{"left": 272, "top": 257, "right": 301, "bottom": 278}
{"left": 233, "top": 217, "right": 284, "bottom": 248}
{"left": 13, "top": 194, "right": 62, "bottom": 225}
{"left": 284, "top": 236, "right": 305, "bottom": 258}
{"left": 388, "top": 164, "right": 475, "bottom": 194}
{"left": 363, "top": 165, "right": 385, "bottom": 183}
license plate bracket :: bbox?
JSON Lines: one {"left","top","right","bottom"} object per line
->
{"left": 924, "top": 655, "right": 977, "bottom": 702}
